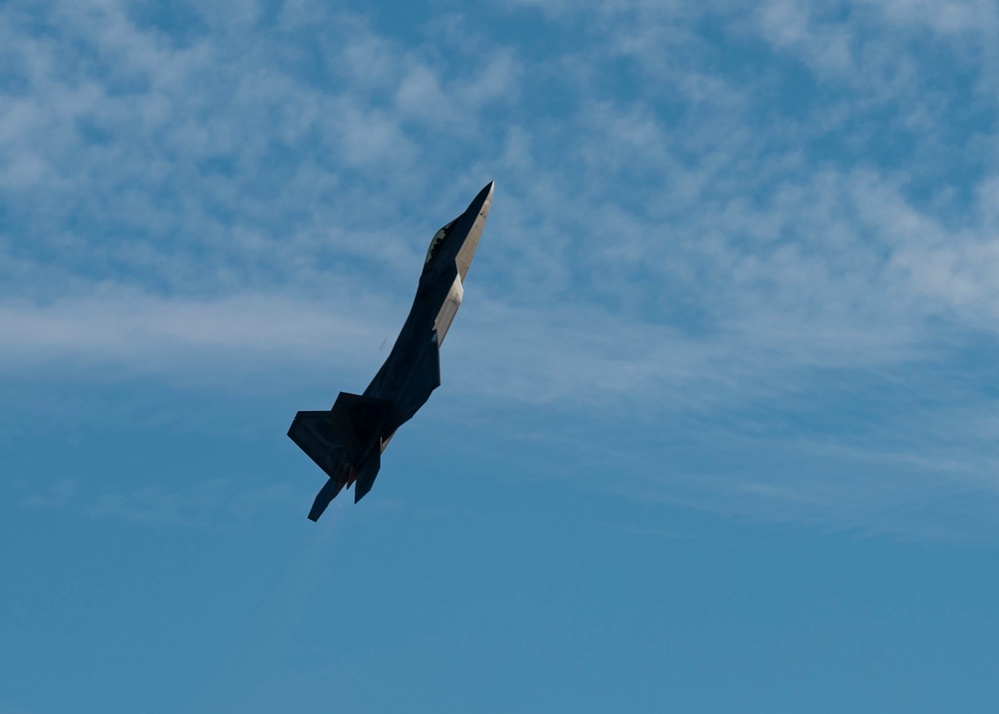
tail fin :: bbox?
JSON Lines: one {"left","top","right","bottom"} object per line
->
{"left": 353, "top": 448, "right": 381, "bottom": 503}
{"left": 327, "top": 392, "right": 393, "bottom": 465}
{"left": 308, "top": 476, "right": 344, "bottom": 522}
{"left": 288, "top": 392, "right": 393, "bottom": 520}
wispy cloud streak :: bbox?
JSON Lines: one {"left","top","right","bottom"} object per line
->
{"left": 4, "top": 0, "right": 999, "bottom": 537}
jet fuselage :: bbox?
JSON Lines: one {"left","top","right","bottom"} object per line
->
{"left": 287, "top": 181, "right": 493, "bottom": 519}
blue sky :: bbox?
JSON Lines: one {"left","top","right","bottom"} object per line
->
{"left": 3, "top": 0, "right": 999, "bottom": 711}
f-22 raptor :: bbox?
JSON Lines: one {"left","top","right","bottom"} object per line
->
{"left": 288, "top": 182, "right": 494, "bottom": 521}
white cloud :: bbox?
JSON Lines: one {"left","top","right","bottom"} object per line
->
{"left": 0, "top": 288, "right": 398, "bottom": 378}
{"left": 860, "top": 0, "right": 999, "bottom": 37}
{"left": 4, "top": 0, "right": 999, "bottom": 536}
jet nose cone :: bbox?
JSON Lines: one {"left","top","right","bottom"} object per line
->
{"left": 476, "top": 180, "right": 494, "bottom": 218}
{"left": 459, "top": 180, "right": 494, "bottom": 224}
{"left": 454, "top": 181, "right": 493, "bottom": 282}
{"left": 475, "top": 180, "right": 494, "bottom": 207}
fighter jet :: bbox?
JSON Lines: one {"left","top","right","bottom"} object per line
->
{"left": 288, "top": 181, "right": 494, "bottom": 521}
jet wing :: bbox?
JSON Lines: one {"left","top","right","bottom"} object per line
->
{"left": 396, "top": 331, "right": 442, "bottom": 425}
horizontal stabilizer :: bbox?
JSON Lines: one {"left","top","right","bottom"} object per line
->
{"left": 288, "top": 410, "right": 346, "bottom": 481}
{"left": 288, "top": 393, "right": 394, "bottom": 520}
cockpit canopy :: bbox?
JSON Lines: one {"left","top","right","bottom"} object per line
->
{"left": 425, "top": 219, "right": 456, "bottom": 264}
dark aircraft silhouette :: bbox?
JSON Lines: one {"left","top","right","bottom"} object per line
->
{"left": 288, "top": 182, "right": 494, "bottom": 521}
